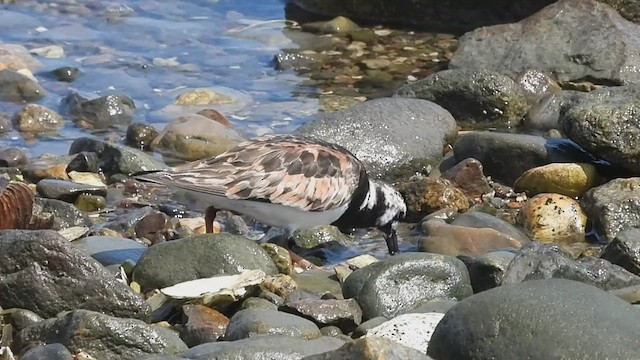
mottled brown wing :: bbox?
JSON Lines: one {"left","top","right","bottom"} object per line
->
{"left": 141, "top": 136, "right": 366, "bottom": 212}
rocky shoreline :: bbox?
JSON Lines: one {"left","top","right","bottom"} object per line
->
{"left": 1, "top": 0, "right": 640, "bottom": 359}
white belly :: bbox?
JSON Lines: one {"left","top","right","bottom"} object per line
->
{"left": 171, "top": 188, "right": 348, "bottom": 231}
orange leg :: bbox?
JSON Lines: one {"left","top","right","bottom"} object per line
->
{"left": 205, "top": 206, "right": 217, "bottom": 233}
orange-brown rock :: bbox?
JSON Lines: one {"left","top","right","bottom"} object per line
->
{"left": 180, "top": 304, "right": 229, "bottom": 347}
{"left": 397, "top": 177, "right": 469, "bottom": 222}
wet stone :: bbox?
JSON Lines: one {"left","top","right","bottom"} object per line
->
{"left": 62, "top": 92, "right": 135, "bottom": 129}
{"left": 306, "top": 336, "right": 433, "bottom": 360}
{"left": 240, "top": 297, "right": 279, "bottom": 311}
{"left": 441, "top": 158, "right": 493, "bottom": 202}
{"left": 36, "top": 179, "right": 106, "bottom": 203}
{"left": 224, "top": 309, "right": 321, "bottom": 340}
{"left": 69, "top": 137, "right": 166, "bottom": 175}
{"left": 517, "top": 193, "right": 587, "bottom": 244}
{"left": 601, "top": 228, "right": 640, "bottom": 277}
{"left": 126, "top": 123, "right": 159, "bottom": 151}
{"left": 395, "top": 68, "right": 528, "bottom": 128}
{"left": 33, "top": 198, "right": 91, "bottom": 230}
{"left": 51, "top": 66, "right": 82, "bottom": 82}
{"left": 74, "top": 194, "right": 106, "bottom": 212}
{"left": 397, "top": 177, "right": 469, "bottom": 222}
{"left": 21, "top": 343, "right": 73, "bottom": 360}
{"left": 581, "top": 178, "right": 640, "bottom": 242}
{"left": 450, "top": 211, "right": 530, "bottom": 244}
{"left": 343, "top": 253, "right": 472, "bottom": 319}
{"left": 283, "top": 298, "right": 363, "bottom": 333}
{"left": 0, "top": 69, "right": 46, "bottom": 102}
{"left": 0, "top": 113, "right": 10, "bottom": 132}
{"left": 13, "top": 104, "right": 65, "bottom": 133}
{"left": 180, "top": 304, "right": 229, "bottom": 347}
{"left": 514, "top": 162, "right": 599, "bottom": 198}
{"left": 0, "top": 148, "right": 28, "bottom": 167}
{"left": 16, "top": 310, "right": 186, "bottom": 360}
{"left": 468, "top": 250, "right": 517, "bottom": 293}
{"left": 502, "top": 242, "right": 640, "bottom": 291}
{"left": 0, "top": 230, "right": 149, "bottom": 320}
{"left": 5, "top": 308, "right": 43, "bottom": 331}
{"left": 365, "top": 312, "right": 444, "bottom": 354}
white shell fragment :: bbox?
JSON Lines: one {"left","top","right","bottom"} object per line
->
{"left": 160, "top": 270, "right": 266, "bottom": 305}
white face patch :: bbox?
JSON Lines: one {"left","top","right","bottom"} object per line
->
{"left": 375, "top": 182, "right": 407, "bottom": 226}
{"left": 359, "top": 180, "right": 378, "bottom": 210}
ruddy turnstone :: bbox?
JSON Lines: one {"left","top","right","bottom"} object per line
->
{"left": 134, "top": 135, "right": 407, "bottom": 254}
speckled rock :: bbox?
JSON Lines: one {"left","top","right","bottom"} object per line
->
{"left": 225, "top": 309, "right": 321, "bottom": 340}
{"left": 365, "top": 312, "right": 444, "bottom": 354}
{"left": 62, "top": 92, "right": 135, "bottom": 129}
{"left": 581, "top": 178, "right": 640, "bottom": 242}
{"left": 601, "top": 228, "right": 640, "bottom": 276}
{"left": 397, "top": 178, "right": 469, "bottom": 222}
{"left": 132, "top": 233, "right": 278, "bottom": 290}
{"left": 342, "top": 253, "right": 472, "bottom": 319}
{"left": 560, "top": 85, "right": 640, "bottom": 173}
{"left": 517, "top": 193, "right": 587, "bottom": 244}
{"left": 294, "top": 98, "right": 457, "bottom": 180}
{"left": 449, "top": 0, "right": 640, "bottom": 85}
{"left": 428, "top": 279, "right": 640, "bottom": 360}
{"left": 17, "top": 310, "right": 186, "bottom": 360}
{"left": 13, "top": 104, "right": 65, "bottom": 132}
{"left": 502, "top": 242, "right": 640, "bottom": 291}
{"left": 395, "top": 69, "right": 528, "bottom": 128}
{"left": 0, "top": 230, "right": 149, "bottom": 320}
{"left": 514, "top": 162, "right": 599, "bottom": 197}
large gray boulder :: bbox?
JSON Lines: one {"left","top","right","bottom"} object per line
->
{"left": 450, "top": 0, "right": 640, "bottom": 85}
{"left": 428, "top": 279, "right": 640, "bottom": 359}
{"left": 0, "top": 230, "right": 149, "bottom": 320}
{"left": 295, "top": 97, "right": 457, "bottom": 180}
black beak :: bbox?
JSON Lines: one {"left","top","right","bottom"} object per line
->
{"left": 382, "top": 223, "right": 399, "bottom": 255}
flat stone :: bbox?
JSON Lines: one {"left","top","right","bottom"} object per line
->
{"left": 36, "top": 179, "right": 106, "bottom": 202}
{"left": 224, "top": 309, "right": 321, "bottom": 340}
{"left": 283, "top": 298, "right": 363, "bottom": 333}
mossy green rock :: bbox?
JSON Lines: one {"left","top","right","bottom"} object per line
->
{"left": 514, "top": 162, "right": 598, "bottom": 197}
{"left": 132, "top": 233, "right": 278, "bottom": 290}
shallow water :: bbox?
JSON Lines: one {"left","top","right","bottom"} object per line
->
{"left": 0, "top": 0, "right": 321, "bottom": 156}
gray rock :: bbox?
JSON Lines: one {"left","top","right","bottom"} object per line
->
{"left": 581, "top": 178, "right": 640, "bottom": 242}
{"left": 516, "top": 69, "right": 560, "bottom": 105}
{"left": 181, "top": 335, "right": 346, "bottom": 360}
{"left": 452, "top": 131, "right": 611, "bottom": 185}
{"left": 6, "top": 308, "right": 43, "bottom": 331}
{"left": 601, "top": 227, "right": 640, "bottom": 276}
{"left": 33, "top": 197, "right": 91, "bottom": 230}
{"left": 450, "top": 0, "right": 640, "bottom": 85}
{"left": 13, "top": 104, "right": 65, "bottom": 132}
{"left": 468, "top": 250, "right": 516, "bottom": 293}
{"left": 0, "top": 69, "right": 46, "bottom": 102}
{"left": 351, "top": 316, "right": 388, "bottom": 338}
{"left": 0, "top": 230, "right": 149, "bottom": 319}
{"left": 305, "top": 336, "right": 432, "bottom": 360}
{"left": 99, "top": 206, "right": 157, "bottom": 234}
{"left": 522, "top": 91, "right": 564, "bottom": 133}
{"left": 21, "top": 343, "right": 73, "bottom": 360}
{"left": 51, "top": 67, "right": 82, "bottom": 82}
{"left": 132, "top": 233, "right": 278, "bottom": 290}
{"left": 402, "top": 300, "right": 457, "bottom": 314}
{"left": 428, "top": 279, "right": 640, "bottom": 359}
{"left": 0, "top": 147, "right": 28, "bottom": 167}
{"left": 241, "top": 297, "right": 280, "bottom": 311}
{"left": 342, "top": 253, "right": 472, "bottom": 319}
{"left": 395, "top": 69, "right": 528, "bottom": 128}
{"left": 560, "top": 85, "right": 640, "bottom": 173}
{"left": 225, "top": 309, "right": 321, "bottom": 340}
{"left": 451, "top": 211, "right": 530, "bottom": 244}
{"left": 36, "top": 179, "right": 106, "bottom": 202}
{"left": 72, "top": 236, "right": 147, "bottom": 271}
{"left": 69, "top": 137, "right": 166, "bottom": 175}
{"left": 62, "top": 92, "right": 135, "bottom": 129}
{"left": 284, "top": 298, "right": 363, "bottom": 333}
{"left": 294, "top": 98, "right": 457, "bottom": 179}
{"left": 17, "top": 310, "right": 187, "bottom": 360}
{"left": 502, "top": 242, "right": 640, "bottom": 291}
{"left": 126, "top": 122, "right": 159, "bottom": 151}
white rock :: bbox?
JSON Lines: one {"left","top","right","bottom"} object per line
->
{"left": 365, "top": 312, "right": 445, "bottom": 354}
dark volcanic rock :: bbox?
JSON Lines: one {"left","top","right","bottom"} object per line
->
{"left": 294, "top": 97, "right": 457, "bottom": 180}
{"left": 502, "top": 242, "right": 640, "bottom": 291}
{"left": 342, "top": 253, "right": 472, "bottom": 319}
{"left": 450, "top": 0, "right": 640, "bottom": 85}
{"left": 581, "top": 178, "right": 640, "bottom": 242}
{"left": 17, "top": 310, "right": 186, "bottom": 360}
{"left": 395, "top": 69, "right": 528, "bottom": 128}
{"left": 0, "top": 230, "right": 149, "bottom": 319}
{"left": 132, "top": 233, "right": 278, "bottom": 290}
{"left": 428, "top": 279, "right": 640, "bottom": 359}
